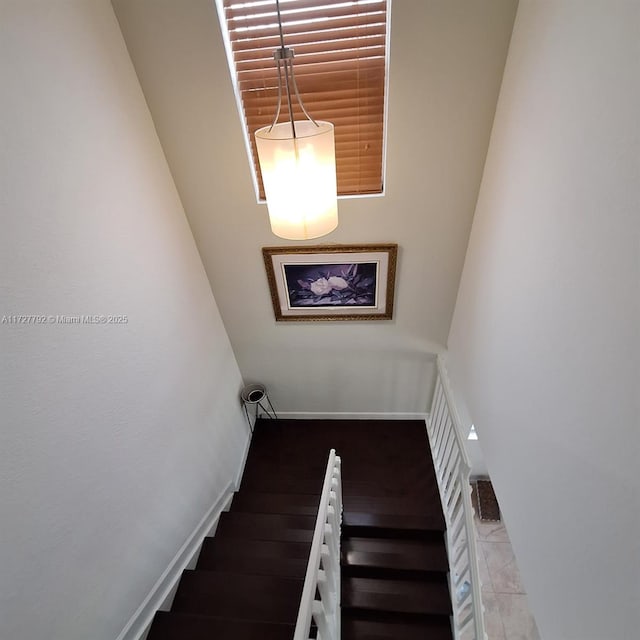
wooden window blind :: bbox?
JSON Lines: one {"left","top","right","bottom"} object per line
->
{"left": 221, "top": 0, "right": 388, "bottom": 199}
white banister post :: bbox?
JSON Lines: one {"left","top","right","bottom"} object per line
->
{"left": 293, "top": 450, "right": 342, "bottom": 640}
{"left": 428, "top": 355, "right": 486, "bottom": 640}
{"left": 325, "top": 521, "right": 339, "bottom": 559}
{"left": 320, "top": 547, "right": 336, "bottom": 612}
{"left": 333, "top": 457, "right": 342, "bottom": 640}
{"left": 328, "top": 503, "right": 339, "bottom": 538}
{"left": 312, "top": 600, "right": 332, "bottom": 640}
{"left": 327, "top": 500, "right": 338, "bottom": 530}
{"left": 316, "top": 570, "right": 332, "bottom": 612}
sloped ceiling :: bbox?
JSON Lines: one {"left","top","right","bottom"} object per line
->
{"left": 112, "top": 0, "right": 518, "bottom": 413}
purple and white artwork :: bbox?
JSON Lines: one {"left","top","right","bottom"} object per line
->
{"left": 283, "top": 262, "right": 377, "bottom": 308}
{"left": 262, "top": 244, "right": 397, "bottom": 321}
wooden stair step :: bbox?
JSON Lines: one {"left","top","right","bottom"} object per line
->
{"left": 342, "top": 576, "right": 452, "bottom": 617}
{"left": 197, "top": 537, "right": 310, "bottom": 579}
{"left": 231, "top": 491, "right": 320, "bottom": 516}
{"left": 200, "top": 537, "right": 311, "bottom": 562}
{"left": 172, "top": 571, "right": 303, "bottom": 623}
{"left": 240, "top": 473, "right": 322, "bottom": 495}
{"left": 343, "top": 511, "right": 446, "bottom": 537}
{"left": 143, "top": 420, "right": 453, "bottom": 640}
{"left": 343, "top": 494, "right": 442, "bottom": 517}
{"left": 215, "top": 511, "right": 315, "bottom": 543}
{"left": 342, "top": 536, "right": 448, "bottom": 577}
{"left": 148, "top": 611, "right": 295, "bottom": 640}
{"left": 342, "top": 617, "right": 453, "bottom": 640}
{"left": 342, "top": 466, "right": 437, "bottom": 483}
{"left": 242, "top": 452, "right": 328, "bottom": 472}
{"left": 343, "top": 481, "right": 438, "bottom": 500}
{"left": 240, "top": 459, "right": 327, "bottom": 476}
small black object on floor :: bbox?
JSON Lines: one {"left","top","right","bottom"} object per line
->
{"left": 146, "top": 419, "right": 453, "bottom": 640}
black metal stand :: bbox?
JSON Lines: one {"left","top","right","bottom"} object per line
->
{"left": 241, "top": 383, "right": 277, "bottom": 432}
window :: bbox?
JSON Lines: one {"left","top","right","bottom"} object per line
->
{"left": 218, "top": 0, "right": 388, "bottom": 200}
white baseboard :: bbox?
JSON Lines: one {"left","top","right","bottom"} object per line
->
{"left": 115, "top": 482, "right": 235, "bottom": 640}
{"left": 234, "top": 429, "right": 253, "bottom": 489}
{"left": 275, "top": 411, "right": 429, "bottom": 421}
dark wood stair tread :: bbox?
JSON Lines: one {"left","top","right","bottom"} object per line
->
{"left": 343, "top": 481, "right": 422, "bottom": 499}
{"left": 240, "top": 473, "right": 323, "bottom": 495}
{"left": 342, "top": 576, "right": 452, "bottom": 616}
{"left": 215, "top": 511, "right": 315, "bottom": 543}
{"left": 196, "top": 552, "right": 307, "bottom": 580}
{"left": 342, "top": 536, "right": 448, "bottom": 575}
{"left": 342, "top": 617, "right": 453, "bottom": 640}
{"left": 145, "top": 420, "right": 453, "bottom": 640}
{"left": 172, "top": 571, "right": 303, "bottom": 623}
{"left": 242, "top": 454, "right": 328, "bottom": 474}
{"left": 231, "top": 491, "right": 320, "bottom": 516}
{"left": 197, "top": 537, "right": 310, "bottom": 578}
{"left": 200, "top": 537, "right": 311, "bottom": 561}
{"left": 343, "top": 511, "right": 446, "bottom": 536}
{"left": 344, "top": 494, "right": 442, "bottom": 516}
{"left": 148, "top": 611, "right": 295, "bottom": 640}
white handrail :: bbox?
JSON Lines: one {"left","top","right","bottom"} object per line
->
{"left": 427, "top": 355, "right": 486, "bottom": 640}
{"left": 294, "top": 449, "right": 342, "bottom": 640}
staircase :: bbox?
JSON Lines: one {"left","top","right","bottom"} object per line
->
{"left": 146, "top": 419, "right": 453, "bottom": 640}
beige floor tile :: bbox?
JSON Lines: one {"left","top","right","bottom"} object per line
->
{"left": 475, "top": 519, "right": 510, "bottom": 543}
{"left": 475, "top": 540, "right": 493, "bottom": 593}
{"left": 470, "top": 485, "right": 539, "bottom": 639}
{"left": 496, "top": 593, "right": 541, "bottom": 640}
{"left": 481, "top": 541, "right": 525, "bottom": 594}
{"left": 481, "top": 590, "right": 507, "bottom": 640}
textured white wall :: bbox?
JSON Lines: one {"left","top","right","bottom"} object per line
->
{"left": 112, "top": 0, "right": 517, "bottom": 415}
{"left": 0, "top": 2, "right": 248, "bottom": 639}
{"left": 447, "top": 2, "right": 640, "bottom": 638}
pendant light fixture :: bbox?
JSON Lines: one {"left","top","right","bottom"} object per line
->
{"left": 255, "top": 0, "right": 338, "bottom": 241}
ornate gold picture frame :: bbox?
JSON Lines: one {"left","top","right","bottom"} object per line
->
{"left": 262, "top": 244, "right": 398, "bottom": 322}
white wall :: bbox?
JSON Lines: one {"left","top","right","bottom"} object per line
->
{"left": 447, "top": 2, "right": 640, "bottom": 638}
{"left": 0, "top": 2, "right": 248, "bottom": 639}
{"left": 112, "top": 0, "right": 517, "bottom": 415}
{"left": 466, "top": 438, "right": 489, "bottom": 479}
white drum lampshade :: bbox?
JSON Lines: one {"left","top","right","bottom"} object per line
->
{"left": 255, "top": 120, "right": 338, "bottom": 240}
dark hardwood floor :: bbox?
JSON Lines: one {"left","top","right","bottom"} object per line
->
{"left": 147, "top": 419, "right": 453, "bottom": 640}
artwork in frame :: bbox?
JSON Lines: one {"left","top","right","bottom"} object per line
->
{"left": 262, "top": 244, "right": 398, "bottom": 321}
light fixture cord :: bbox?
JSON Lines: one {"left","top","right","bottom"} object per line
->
{"left": 275, "top": 0, "right": 286, "bottom": 51}
{"left": 275, "top": 0, "right": 297, "bottom": 139}
{"left": 269, "top": 0, "right": 319, "bottom": 136}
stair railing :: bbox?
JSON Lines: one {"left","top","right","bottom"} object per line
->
{"left": 294, "top": 449, "right": 342, "bottom": 640}
{"left": 427, "top": 356, "right": 487, "bottom": 640}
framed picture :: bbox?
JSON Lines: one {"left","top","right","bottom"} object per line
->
{"left": 262, "top": 244, "right": 398, "bottom": 321}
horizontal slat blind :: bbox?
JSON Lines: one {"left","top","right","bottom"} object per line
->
{"left": 222, "top": 0, "right": 387, "bottom": 199}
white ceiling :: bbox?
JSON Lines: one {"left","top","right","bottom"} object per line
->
{"left": 112, "top": 0, "right": 518, "bottom": 413}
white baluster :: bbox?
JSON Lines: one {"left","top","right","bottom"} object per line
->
{"left": 320, "top": 547, "right": 335, "bottom": 612}
{"left": 293, "top": 450, "right": 342, "bottom": 640}
{"left": 312, "top": 599, "right": 332, "bottom": 640}
{"left": 427, "top": 358, "right": 487, "bottom": 640}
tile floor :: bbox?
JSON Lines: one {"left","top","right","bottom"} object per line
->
{"left": 474, "top": 517, "right": 541, "bottom": 640}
